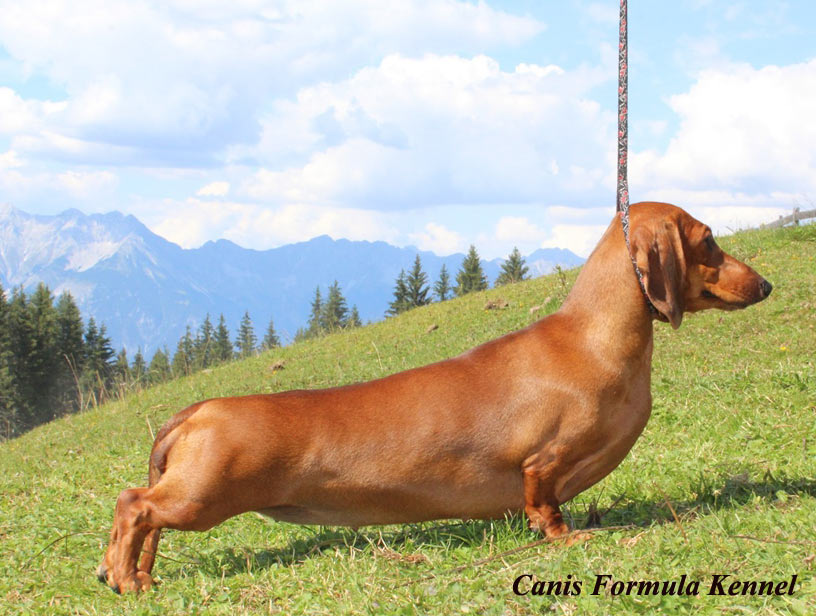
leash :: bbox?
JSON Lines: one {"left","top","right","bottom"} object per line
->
{"left": 616, "top": 0, "right": 657, "bottom": 316}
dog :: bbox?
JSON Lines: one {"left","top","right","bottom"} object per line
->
{"left": 97, "top": 202, "right": 771, "bottom": 593}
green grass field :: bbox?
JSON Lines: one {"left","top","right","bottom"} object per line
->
{"left": 1, "top": 223, "right": 814, "bottom": 615}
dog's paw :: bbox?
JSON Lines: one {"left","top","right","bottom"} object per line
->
{"left": 106, "top": 570, "right": 154, "bottom": 594}
{"left": 564, "top": 531, "right": 591, "bottom": 546}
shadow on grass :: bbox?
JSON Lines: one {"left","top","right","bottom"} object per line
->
{"left": 199, "top": 471, "right": 816, "bottom": 578}
{"left": 199, "top": 516, "right": 530, "bottom": 578}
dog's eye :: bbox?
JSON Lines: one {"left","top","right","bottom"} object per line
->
{"left": 704, "top": 236, "right": 717, "bottom": 251}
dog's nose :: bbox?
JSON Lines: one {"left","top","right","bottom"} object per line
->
{"left": 760, "top": 278, "right": 773, "bottom": 298}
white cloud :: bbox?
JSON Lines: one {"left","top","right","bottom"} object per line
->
{"left": 0, "top": 87, "right": 39, "bottom": 134}
{"left": 0, "top": 0, "right": 544, "bottom": 166}
{"left": 540, "top": 224, "right": 609, "bottom": 258}
{"left": 632, "top": 60, "right": 816, "bottom": 213}
{"left": 0, "top": 150, "right": 24, "bottom": 169}
{"left": 140, "top": 198, "right": 398, "bottom": 249}
{"left": 197, "top": 181, "right": 230, "bottom": 197}
{"left": 57, "top": 170, "right": 118, "bottom": 199}
{"left": 495, "top": 216, "right": 547, "bottom": 244}
{"left": 0, "top": 162, "right": 117, "bottom": 205}
{"left": 408, "top": 222, "right": 464, "bottom": 255}
{"left": 493, "top": 210, "right": 616, "bottom": 258}
{"left": 243, "top": 53, "right": 614, "bottom": 209}
{"left": 0, "top": 87, "right": 65, "bottom": 135}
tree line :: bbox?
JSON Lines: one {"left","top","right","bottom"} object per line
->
{"left": 0, "top": 281, "right": 280, "bottom": 440}
{"left": 386, "top": 246, "right": 529, "bottom": 316}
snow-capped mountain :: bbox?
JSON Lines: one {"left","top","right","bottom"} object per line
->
{"left": 0, "top": 204, "right": 584, "bottom": 354}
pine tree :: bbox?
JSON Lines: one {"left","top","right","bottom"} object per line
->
{"left": 148, "top": 347, "right": 171, "bottom": 385}
{"left": 386, "top": 270, "right": 410, "bottom": 316}
{"left": 25, "top": 283, "right": 59, "bottom": 423}
{"left": 131, "top": 349, "right": 146, "bottom": 386}
{"left": 114, "top": 348, "right": 130, "bottom": 386}
{"left": 235, "top": 311, "right": 257, "bottom": 358}
{"left": 308, "top": 287, "right": 323, "bottom": 337}
{"left": 322, "top": 281, "right": 349, "bottom": 331}
{"left": 96, "top": 325, "right": 115, "bottom": 379}
{"left": 262, "top": 317, "right": 280, "bottom": 350}
{"left": 54, "top": 292, "right": 85, "bottom": 370}
{"left": 7, "top": 288, "right": 35, "bottom": 430}
{"left": 348, "top": 305, "right": 362, "bottom": 328}
{"left": 495, "top": 247, "right": 529, "bottom": 286}
{"left": 53, "top": 291, "right": 85, "bottom": 413}
{"left": 434, "top": 264, "right": 451, "bottom": 302}
{"left": 214, "top": 314, "right": 233, "bottom": 363}
{"left": 455, "top": 245, "right": 488, "bottom": 296}
{"left": 172, "top": 326, "right": 195, "bottom": 376}
{"left": 83, "top": 319, "right": 115, "bottom": 404}
{"left": 406, "top": 255, "right": 431, "bottom": 308}
{"left": 0, "top": 283, "right": 19, "bottom": 439}
{"left": 193, "top": 314, "right": 215, "bottom": 370}
{"left": 81, "top": 318, "right": 99, "bottom": 396}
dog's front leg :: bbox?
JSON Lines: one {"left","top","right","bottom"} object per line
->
{"left": 522, "top": 467, "right": 570, "bottom": 538}
{"left": 522, "top": 466, "right": 591, "bottom": 546}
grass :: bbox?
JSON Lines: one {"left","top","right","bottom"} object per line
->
{"left": 1, "top": 222, "right": 814, "bottom": 615}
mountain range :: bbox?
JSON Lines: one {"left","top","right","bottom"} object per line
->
{"left": 0, "top": 204, "right": 584, "bottom": 354}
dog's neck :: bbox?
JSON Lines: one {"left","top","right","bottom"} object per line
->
{"left": 557, "top": 218, "right": 655, "bottom": 363}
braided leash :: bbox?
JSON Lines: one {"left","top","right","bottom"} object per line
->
{"left": 616, "top": 0, "right": 657, "bottom": 315}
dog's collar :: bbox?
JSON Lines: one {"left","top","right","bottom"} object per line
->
{"left": 618, "top": 210, "right": 659, "bottom": 316}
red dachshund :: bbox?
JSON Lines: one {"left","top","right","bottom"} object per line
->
{"left": 98, "top": 202, "right": 771, "bottom": 593}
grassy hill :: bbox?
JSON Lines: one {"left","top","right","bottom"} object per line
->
{"left": 1, "top": 222, "right": 814, "bottom": 615}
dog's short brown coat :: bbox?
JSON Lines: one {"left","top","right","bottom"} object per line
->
{"left": 98, "top": 202, "right": 771, "bottom": 593}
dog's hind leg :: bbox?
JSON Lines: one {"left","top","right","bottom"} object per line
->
{"left": 100, "top": 473, "right": 246, "bottom": 593}
{"left": 100, "top": 487, "right": 158, "bottom": 593}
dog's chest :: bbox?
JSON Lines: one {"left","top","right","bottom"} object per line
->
{"left": 552, "top": 369, "right": 653, "bottom": 503}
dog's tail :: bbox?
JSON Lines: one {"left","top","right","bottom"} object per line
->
{"left": 137, "top": 402, "right": 206, "bottom": 575}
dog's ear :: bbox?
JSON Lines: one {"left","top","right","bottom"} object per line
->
{"left": 631, "top": 220, "right": 686, "bottom": 329}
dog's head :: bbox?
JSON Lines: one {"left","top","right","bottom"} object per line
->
{"left": 628, "top": 202, "right": 772, "bottom": 329}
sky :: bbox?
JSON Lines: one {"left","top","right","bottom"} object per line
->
{"left": 1, "top": 1, "right": 814, "bottom": 258}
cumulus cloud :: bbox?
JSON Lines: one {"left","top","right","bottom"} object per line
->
{"left": 632, "top": 60, "right": 816, "bottom": 203}
{"left": 0, "top": 87, "right": 65, "bottom": 135}
{"left": 491, "top": 209, "right": 618, "bottom": 258}
{"left": 408, "top": 222, "right": 465, "bottom": 255}
{"left": 243, "top": 54, "right": 615, "bottom": 209}
{"left": 0, "top": 0, "right": 544, "bottom": 166}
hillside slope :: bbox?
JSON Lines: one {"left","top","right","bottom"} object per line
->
{"left": 1, "top": 223, "right": 814, "bottom": 615}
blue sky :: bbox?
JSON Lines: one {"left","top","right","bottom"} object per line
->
{"left": 1, "top": 0, "right": 814, "bottom": 257}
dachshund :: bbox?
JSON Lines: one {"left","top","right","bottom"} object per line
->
{"left": 98, "top": 202, "right": 772, "bottom": 593}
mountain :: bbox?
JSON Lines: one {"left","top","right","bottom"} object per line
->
{"left": 0, "top": 204, "right": 584, "bottom": 354}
